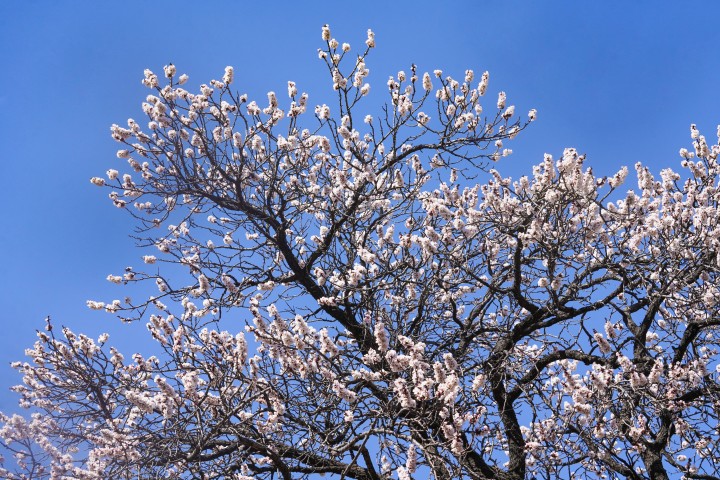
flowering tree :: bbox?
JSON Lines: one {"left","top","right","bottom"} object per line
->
{"left": 2, "top": 25, "right": 720, "bottom": 480}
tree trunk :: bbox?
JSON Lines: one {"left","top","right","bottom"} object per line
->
{"left": 643, "top": 451, "right": 670, "bottom": 480}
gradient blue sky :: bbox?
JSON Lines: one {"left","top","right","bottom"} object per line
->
{"left": 1, "top": 1, "right": 719, "bottom": 415}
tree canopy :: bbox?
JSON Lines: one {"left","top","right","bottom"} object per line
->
{"left": 2, "top": 25, "right": 720, "bottom": 480}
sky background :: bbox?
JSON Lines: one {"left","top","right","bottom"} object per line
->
{"left": 0, "top": 1, "right": 719, "bottom": 418}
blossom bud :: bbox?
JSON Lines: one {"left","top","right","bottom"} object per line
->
{"left": 502, "top": 105, "right": 515, "bottom": 120}
{"left": 223, "top": 66, "right": 234, "bottom": 85}
{"left": 366, "top": 29, "right": 375, "bottom": 48}
{"left": 497, "top": 91, "right": 506, "bottom": 110}
{"left": 478, "top": 71, "right": 489, "bottom": 96}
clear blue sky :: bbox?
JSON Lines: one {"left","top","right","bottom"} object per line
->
{"left": 1, "top": 1, "right": 719, "bottom": 415}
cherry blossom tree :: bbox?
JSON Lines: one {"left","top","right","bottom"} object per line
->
{"left": 2, "top": 25, "right": 720, "bottom": 480}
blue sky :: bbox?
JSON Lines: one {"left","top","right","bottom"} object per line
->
{"left": 0, "top": 1, "right": 719, "bottom": 417}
